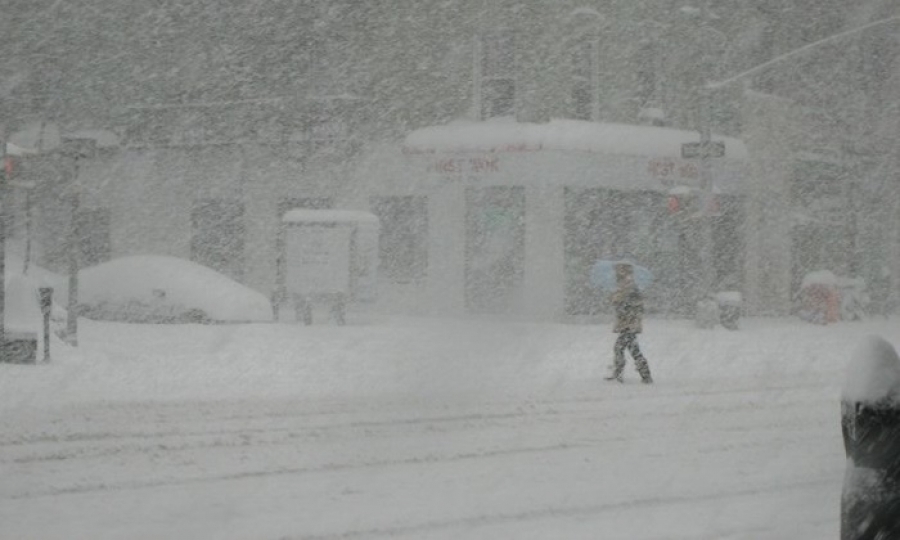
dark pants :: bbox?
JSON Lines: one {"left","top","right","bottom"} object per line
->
{"left": 612, "top": 332, "right": 652, "bottom": 381}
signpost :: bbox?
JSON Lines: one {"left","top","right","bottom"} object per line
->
{"left": 0, "top": 127, "right": 6, "bottom": 354}
{"left": 278, "top": 210, "right": 380, "bottom": 325}
{"left": 682, "top": 130, "right": 725, "bottom": 318}
{"left": 62, "top": 137, "right": 97, "bottom": 346}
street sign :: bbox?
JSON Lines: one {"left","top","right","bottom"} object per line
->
{"left": 681, "top": 141, "right": 725, "bottom": 159}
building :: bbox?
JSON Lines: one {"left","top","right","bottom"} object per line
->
{"left": 359, "top": 119, "right": 749, "bottom": 319}
{"left": 6, "top": 1, "right": 899, "bottom": 320}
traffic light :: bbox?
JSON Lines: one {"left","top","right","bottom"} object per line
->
{"left": 667, "top": 187, "right": 696, "bottom": 215}
{"left": 667, "top": 187, "right": 720, "bottom": 217}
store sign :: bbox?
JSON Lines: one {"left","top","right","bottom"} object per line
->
{"left": 284, "top": 225, "right": 352, "bottom": 295}
{"left": 428, "top": 156, "right": 500, "bottom": 175}
{"left": 647, "top": 157, "right": 698, "bottom": 186}
{"left": 682, "top": 141, "right": 726, "bottom": 159}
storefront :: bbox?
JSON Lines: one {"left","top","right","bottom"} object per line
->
{"left": 361, "top": 119, "right": 751, "bottom": 320}
{"left": 17, "top": 119, "right": 751, "bottom": 323}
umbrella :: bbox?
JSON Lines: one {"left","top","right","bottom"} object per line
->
{"left": 590, "top": 260, "right": 654, "bottom": 291}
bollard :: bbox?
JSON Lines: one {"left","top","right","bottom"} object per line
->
{"left": 39, "top": 287, "right": 53, "bottom": 363}
{"left": 841, "top": 335, "right": 900, "bottom": 539}
{"left": 716, "top": 291, "right": 742, "bottom": 331}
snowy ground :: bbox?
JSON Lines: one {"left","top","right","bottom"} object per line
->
{"left": 1, "top": 314, "right": 896, "bottom": 539}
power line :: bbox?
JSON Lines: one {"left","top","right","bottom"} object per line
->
{"left": 707, "top": 15, "right": 900, "bottom": 91}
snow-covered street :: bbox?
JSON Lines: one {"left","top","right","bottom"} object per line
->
{"left": 1, "top": 315, "right": 892, "bottom": 539}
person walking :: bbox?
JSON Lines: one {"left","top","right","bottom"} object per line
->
{"left": 605, "top": 263, "right": 653, "bottom": 384}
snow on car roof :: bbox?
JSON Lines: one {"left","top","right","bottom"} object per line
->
{"left": 77, "top": 254, "right": 273, "bottom": 322}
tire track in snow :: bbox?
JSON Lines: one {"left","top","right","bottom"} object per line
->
{"left": 279, "top": 478, "right": 839, "bottom": 540}
{"left": 0, "top": 375, "right": 832, "bottom": 447}
{"left": 2, "top": 384, "right": 826, "bottom": 466}
{"left": 6, "top": 441, "right": 586, "bottom": 499}
{"left": 1, "top": 380, "right": 837, "bottom": 504}
{"left": 0, "top": 376, "right": 829, "bottom": 450}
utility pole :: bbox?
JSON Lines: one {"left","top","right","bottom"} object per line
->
{"left": 66, "top": 183, "right": 79, "bottom": 346}
{"left": 0, "top": 127, "right": 6, "bottom": 353}
{"left": 695, "top": 1, "right": 723, "bottom": 301}
{"left": 62, "top": 137, "right": 97, "bottom": 347}
{"left": 681, "top": 89, "right": 724, "bottom": 304}
{"left": 698, "top": 88, "right": 716, "bottom": 298}
{"left": 472, "top": 33, "right": 482, "bottom": 120}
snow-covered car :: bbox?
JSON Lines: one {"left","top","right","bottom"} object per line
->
{"left": 57, "top": 255, "right": 273, "bottom": 324}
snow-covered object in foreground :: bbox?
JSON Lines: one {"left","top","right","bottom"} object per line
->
{"left": 842, "top": 336, "right": 900, "bottom": 404}
{"left": 841, "top": 335, "right": 900, "bottom": 539}
{"left": 68, "top": 255, "right": 273, "bottom": 323}
{"left": 838, "top": 277, "right": 870, "bottom": 322}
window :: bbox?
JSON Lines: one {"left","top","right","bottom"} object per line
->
{"left": 635, "top": 41, "right": 656, "bottom": 108}
{"left": 570, "top": 39, "right": 595, "bottom": 120}
{"left": 480, "top": 30, "right": 516, "bottom": 119}
{"left": 465, "top": 187, "right": 525, "bottom": 313}
{"left": 191, "top": 199, "right": 245, "bottom": 280}
{"left": 303, "top": 35, "right": 326, "bottom": 91}
{"left": 370, "top": 196, "right": 428, "bottom": 282}
{"left": 306, "top": 99, "right": 357, "bottom": 156}
{"left": 279, "top": 197, "right": 332, "bottom": 217}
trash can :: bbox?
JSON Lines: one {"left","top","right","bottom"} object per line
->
{"left": 715, "top": 291, "right": 742, "bottom": 330}
{"left": 798, "top": 282, "right": 841, "bottom": 324}
{"left": 841, "top": 335, "right": 900, "bottom": 539}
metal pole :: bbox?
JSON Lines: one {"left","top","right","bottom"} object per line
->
{"left": 698, "top": 88, "right": 716, "bottom": 300}
{"left": 23, "top": 188, "right": 32, "bottom": 274}
{"left": 39, "top": 287, "right": 52, "bottom": 363}
{"left": 591, "top": 36, "right": 600, "bottom": 122}
{"left": 0, "top": 143, "right": 6, "bottom": 353}
{"left": 695, "top": 4, "right": 717, "bottom": 301}
{"left": 61, "top": 137, "right": 97, "bottom": 346}
{"left": 472, "top": 34, "right": 482, "bottom": 120}
{"left": 66, "top": 156, "right": 79, "bottom": 346}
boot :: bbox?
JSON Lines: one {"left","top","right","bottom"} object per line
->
{"left": 604, "top": 366, "right": 624, "bottom": 383}
{"left": 634, "top": 355, "right": 652, "bottom": 384}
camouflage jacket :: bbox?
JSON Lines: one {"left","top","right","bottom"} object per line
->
{"left": 610, "top": 285, "right": 644, "bottom": 333}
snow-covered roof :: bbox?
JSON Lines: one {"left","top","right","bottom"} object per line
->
{"left": 800, "top": 270, "right": 837, "bottom": 288}
{"left": 282, "top": 209, "right": 380, "bottom": 225}
{"left": 6, "top": 123, "right": 120, "bottom": 155}
{"left": 403, "top": 119, "right": 749, "bottom": 160}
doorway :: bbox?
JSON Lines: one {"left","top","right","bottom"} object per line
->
{"left": 465, "top": 186, "right": 525, "bottom": 314}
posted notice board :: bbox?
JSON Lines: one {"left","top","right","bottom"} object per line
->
{"left": 284, "top": 225, "right": 353, "bottom": 295}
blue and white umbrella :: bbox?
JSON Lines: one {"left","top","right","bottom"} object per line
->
{"left": 589, "top": 260, "right": 654, "bottom": 291}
